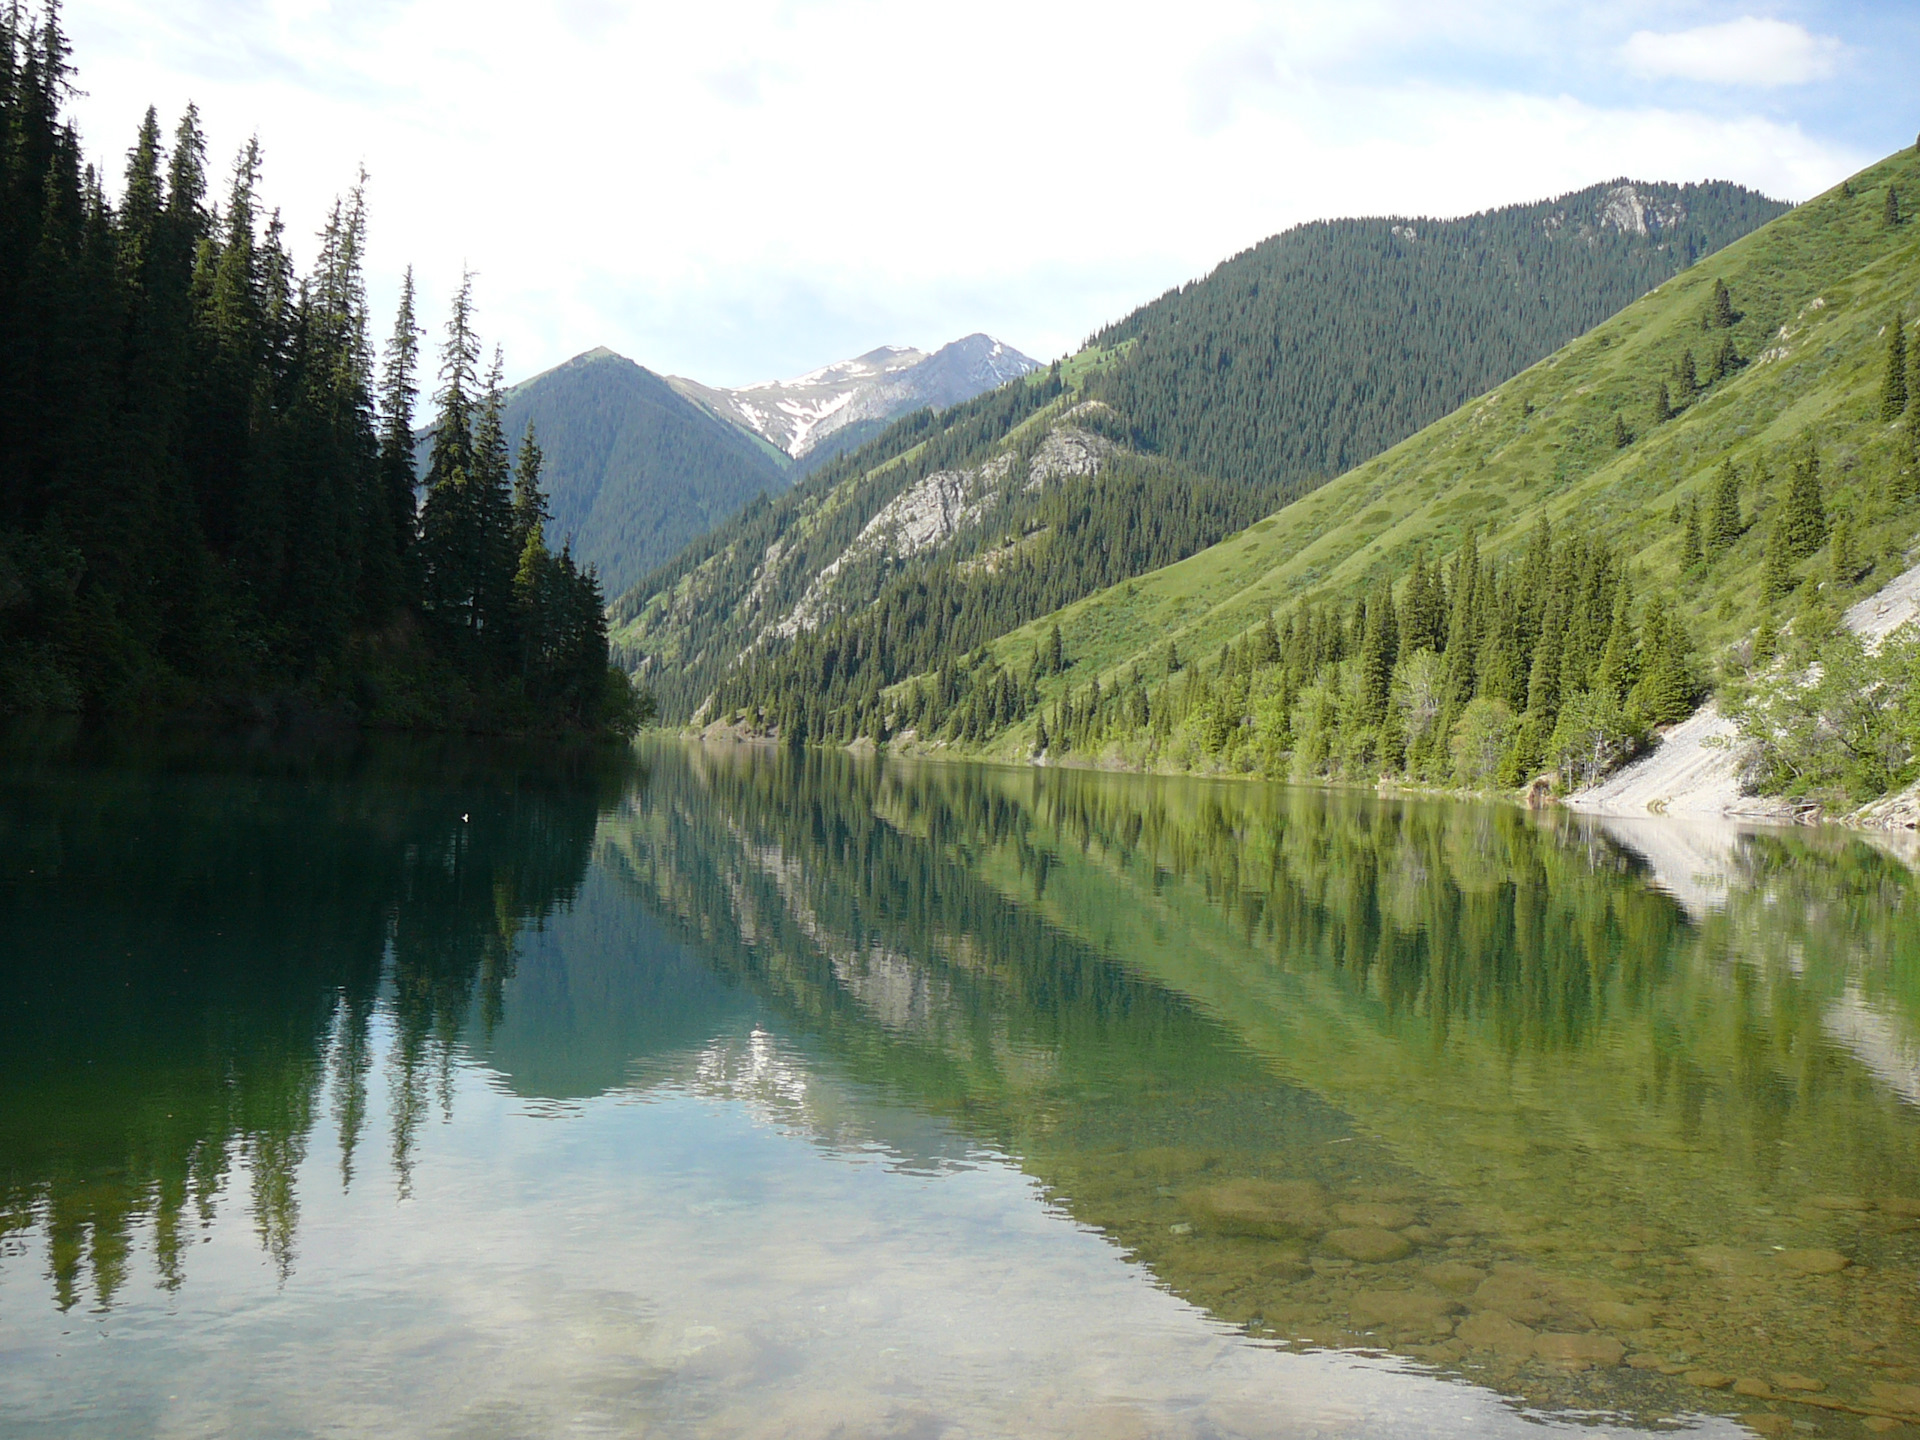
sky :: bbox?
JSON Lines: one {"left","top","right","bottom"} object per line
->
{"left": 59, "top": 1, "right": 1920, "bottom": 389}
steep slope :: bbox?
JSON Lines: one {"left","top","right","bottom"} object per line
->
{"left": 883, "top": 148, "right": 1918, "bottom": 789}
{"left": 633, "top": 175, "right": 1787, "bottom": 732}
{"left": 670, "top": 334, "right": 1039, "bottom": 471}
{"left": 1088, "top": 179, "right": 1786, "bottom": 494}
{"left": 494, "top": 348, "right": 791, "bottom": 598}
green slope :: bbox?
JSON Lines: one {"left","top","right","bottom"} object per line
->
{"left": 499, "top": 348, "right": 791, "bottom": 598}
{"left": 619, "top": 178, "right": 1785, "bottom": 725}
{"left": 925, "top": 148, "right": 1919, "bottom": 775}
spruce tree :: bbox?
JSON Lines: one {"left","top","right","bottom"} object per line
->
{"left": 373, "top": 266, "right": 421, "bottom": 606}
{"left": 1780, "top": 440, "right": 1829, "bottom": 560}
{"left": 1708, "top": 458, "right": 1743, "bottom": 555}
{"left": 1651, "top": 381, "right": 1673, "bottom": 424}
{"left": 1883, "top": 313, "right": 1910, "bottom": 421}
{"left": 417, "top": 275, "right": 484, "bottom": 644}
{"left": 1762, "top": 513, "right": 1798, "bottom": 601}
{"left": 1707, "top": 278, "right": 1734, "bottom": 329}
{"left": 1611, "top": 412, "right": 1631, "bottom": 448}
{"left": 1633, "top": 604, "right": 1698, "bottom": 725}
{"left": 1681, "top": 497, "right": 1704, "bottom": 568}
{"left": 1593, "top": 578, "right": 1639, "bottom": 703}
{"left": 1357, "top": 582, "right": 1398, "bottom": 725}
{"left": 1674, "top": 349, "right": 1699, "bottom": 403}
{"left": 1829, "top": 513, "right": 1858, "bottom": 586}
{"left": 1888, "top": 186, "right": 1903, "bottom": 228}
{"left": 512, "top": 422, "right": 549, "bottom": 550}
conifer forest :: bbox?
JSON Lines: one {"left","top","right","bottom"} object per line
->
{"left": 0, "top": 10, "right": 640, "bottom": 735}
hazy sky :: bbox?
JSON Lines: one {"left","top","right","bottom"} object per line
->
{"left": 61, "top": 1, "right": 1920, "bottom": 387}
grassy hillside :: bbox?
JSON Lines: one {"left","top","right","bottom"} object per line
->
{"left": 495, "top": 349, "right": 790, "bottom": 598}
{"left": 886, "top": 146, "right": 1920, "bottom": 790}
{"left": 619, "top": 178, "right": 1785, "bottom": 724}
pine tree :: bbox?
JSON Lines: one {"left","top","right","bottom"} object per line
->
{"left": 417, "top": 274, "right": 484, "bottom": 644}
{"left": 1763, "top": 512, "right": 1798, "bottom": 601}
{"left": 1705, "top": 333, "right": 1740, "bottom": 384}
{"left": 1708, "top": 458, "right": 1743, "bottom": 556}
{"left": 1681, "top": 497, "right": 1704, "bottom": 568}
{"left": 1045, "top": 622, "right": 1065, "bottom": 674}
{"left": 512, "top": 422, "right": 549, "bottom": 551}
{"left": 1829, "top": 513, "right": 1859, "bottom": 586}
{"left": 1611, "top": 412, "right": 1631, "bottom": 448}
{"left": 1888, "top": 186, "right": 1903, "bottom": 228}
{"left": 1592, "top": 578, "right": 1639, "bottom": 703}
{"left": 1652, "top": 381, "right": 1673, "bottom": 424}
{"left": 1357, "top": 582, "right": 1398, "bottom": 725}
{"left": 1707, "top": 278, "right": 1734, "bottom": 329}
{"left": 1673, "top": 350, "right": 1699, "bottom": 403}
{"left": 1633, "top": 604, "right": 1698, "bottom": 725}
{"left": 372, "top": 266, "right": 421, "bottom": 608}
{"left": 1883, "top": 313, "right": 1910, "bottom": 421}
{"left": 1780, "top": 440, "right": 1828, "bottom": 560}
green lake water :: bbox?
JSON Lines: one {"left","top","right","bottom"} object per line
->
{"left": 2, "top": 736, "right": 1918, "bottom": 1439}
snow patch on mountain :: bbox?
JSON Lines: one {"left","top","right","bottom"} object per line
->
{"left": 672, "top": 335, "right": 1040, "bottom": 460}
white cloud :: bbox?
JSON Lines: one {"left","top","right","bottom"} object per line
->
{"left": 1623, "top": 16, "right": 1844, "bottom": 87}
{"left": 58, "top": 1, "right": 1867, "bottom": 388}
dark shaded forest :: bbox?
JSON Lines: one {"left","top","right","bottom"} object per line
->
{"left": 0, "top": 10, "right": 637, "bottom": 735}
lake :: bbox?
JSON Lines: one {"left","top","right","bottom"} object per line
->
{"left": 2, "top": 735, "right": 1917, "bottom": 1439}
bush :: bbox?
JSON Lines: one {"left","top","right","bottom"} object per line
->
{"left": 1722, "top": 626, "right": 1920, "bottom": 803}
{"left": 1548, "top": 689, "right": 1648, "bottom": 790}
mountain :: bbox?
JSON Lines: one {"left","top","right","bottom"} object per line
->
{"left": 669, "top": 334, "right": 1040, "bottom": 473}
{"left": 613, "top": 177, "right": 1789, "bottom": 725}
{"left": 1089, "top": 180, "right": 1788, "bottom": 495}
{"left": 490, "top": 348, "right": 792, "bottom": 599}
{"left": 818, "top": 147, "right": 1920, "bottom": 806}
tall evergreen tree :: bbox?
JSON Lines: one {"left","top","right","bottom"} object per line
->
{"left": 1763, "top": 512, "right": 1798, "bottom": 601}
{"left": 1708, "top": 458, "right": 1743, "bottom": 556}
{"left": 1779, "top": 440, "right": 1829, "bottom": 560}
{"left": 371, "top": 265, "right": 421, "bottom": 613}
{"left": 1707, "top": 277, "right": 1735, "bottom": 329}
{"left": 1681, "top": 497, "right": 1704, "bottom": 568}
{"left": 1651, "top": 381, "right": 1673, "bottom": 424}
{"left": 1883, "top": 312, "right": 1910, "bottom": 421}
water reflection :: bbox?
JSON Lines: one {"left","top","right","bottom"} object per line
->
{"left": 602, "top": 745, "right": 1920, "bottom": 1430}
{"left": 0, "top": 735, "right": 1916, "bottom": 1436}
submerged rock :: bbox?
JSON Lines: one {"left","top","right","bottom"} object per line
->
{"left": 1424, "top": 1261, "right": 1487, "bottom": 1295}
{"left": 1348, "top": 1291, "right": 1462, "bottom": 1332}
{"left": 1334, "top": 1202, "right": 1417, "bottom": 1230}
{"left": 1776, "top": 1248, "right": 1849, "bottom": 1275}
{"left": 1533, "top": 1333, "right": 1626, "bottom": 1370}
{"left": 1185, "top": 1179, "right": 1329, "bottom": 1239}
{"left": 1324, "top": 1226, "right": 1413, "bottom": 1263}
{"left": 1456, "top": 1312, "right": 1536, "bottom": 1357}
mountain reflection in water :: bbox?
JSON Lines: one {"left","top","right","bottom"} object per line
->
{"left": 1, "top": 735, "right": 1916, "bottom": 1438}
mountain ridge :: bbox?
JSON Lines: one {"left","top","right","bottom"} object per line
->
{"left": 616, "top": 174, "right": 1791, "bottom": 726}
{"left": 850, "top": 147, "right": 1920, "bottom": 812}
{"left": 669, "top": 334, "right": 1040, "bottom": 470}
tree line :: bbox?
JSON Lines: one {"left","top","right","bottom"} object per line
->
{"left": 0, "top": 8, "right": 638, "bottom": 734}
{"left": 705, "top": 450, "right": 1283, "bottom": 744}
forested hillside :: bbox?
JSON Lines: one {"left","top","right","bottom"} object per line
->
{"left": 616, "top": 178, "right": 1785, "bottom": 725}
{"left": 789, "top": 147, "right": 1920, "bottom": 810}
{"left": 0, "top": 10, "right": 636, "bottom": 735}
{"left": 494, "top": 348, "right": 790, "bottom": 598}
{"left": 1090, "top": 181, "right": 1788, "bottom": 496}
